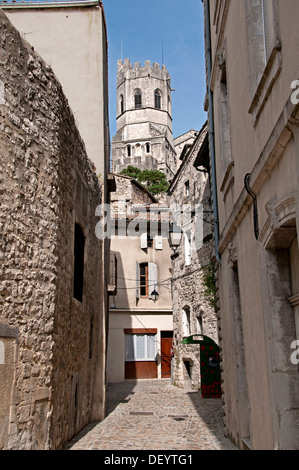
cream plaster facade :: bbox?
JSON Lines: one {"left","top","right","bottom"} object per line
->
{"left": 107, "top": 175, "right": 173, "bottom": 382}
{"left": 203, "top": 0, "right": 299, "bottom": 450}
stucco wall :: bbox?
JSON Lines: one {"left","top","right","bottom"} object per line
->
{"left": 206, "top": 0, "right": 299, "bottom": 450}
{"left": 3, "top": 3, "right": 109, "bottom": 177}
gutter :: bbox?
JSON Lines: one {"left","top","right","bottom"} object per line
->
{"left": 203, "top": 0, "right": 221, "bottom": 263}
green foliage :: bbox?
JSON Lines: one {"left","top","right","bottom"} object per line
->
{"left": 202, "top": 262, "right": 217, "bottom": 309}
{"left": 120, "top": 166, "right": 169, "bottom": 196}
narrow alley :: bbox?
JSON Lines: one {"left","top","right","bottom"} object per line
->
{"left": 65, "top": 380, "right": 237, "bottom": 451}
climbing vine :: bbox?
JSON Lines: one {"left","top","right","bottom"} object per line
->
{"left": 202, "top": 261, "right": 217, "bottom": 309}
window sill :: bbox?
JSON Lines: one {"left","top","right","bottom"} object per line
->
{"left": 248, "top": 45, "right": 282, "bottom": 125}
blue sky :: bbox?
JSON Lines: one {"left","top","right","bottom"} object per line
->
{"left": 103, "top": 0, "right": 207, "bottom": 140}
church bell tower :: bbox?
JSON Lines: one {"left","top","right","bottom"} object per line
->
{"left": 111, "top": 59, "right": 177, "bottom": 180}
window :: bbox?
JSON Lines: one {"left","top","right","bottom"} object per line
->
{"left": 120, "top": 94, "right": 124, "bottom": 114}
{"left": 217, "top": 61, "right": 233, "bottom": 189}
{"left": 147, "top": 236, "right": 153, "bottom": 248}
{"left": 135, "top": 143, "right": 141, "bottom": 157}
{"left": 154, "top": 89, "right": 161, "bottom": 109}
{"left": 125, "top": 334, "right": 157, "bottom": 361}
{"left": 127, "top": 145, "right": 131, "bottom": 157}
{"left": 262, "top": 0, "right": 274, "bottom": 63}
{"left": 196, "top": 316, "right": 203, "bottom": 335}
{"left": 245, "top": 0, "right": 281, "bottom": 120}
{"left": 184, "top": 231, "right": 192, "bottom": 266}
{"left": 168, "top": 95, "right": 171, "bottom": 114}
{"left": 154, "top": 235, "right": 163, "bottom": 250}
{"left": 140, "top": 233, "right": 161, "bottom": 250}
{"left": 73, "top": 223, "right": 85, "bottom": 302}
{"left": 182, "top": 307, "right": 191, "bottom": 337}
{"left": 134, "top": 89, "right": 142, "bottom": 109}
{"left": 145, "top": 143, "right": 151, "bottom": 154}
{"left": 184, "top": 180, "right": 190, "bottom": 198}
{"left": 139, "top": 263, "right": 148, "bottom": 297}
{"left": 136, "top": 262, "right": 158, "bottom": 299}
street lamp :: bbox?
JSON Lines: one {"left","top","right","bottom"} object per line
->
{"left": 168, "top": 222, "right": 183, "bottom": 249}
{"left": 150, "top": 287, "right": 159, "bottom": 302}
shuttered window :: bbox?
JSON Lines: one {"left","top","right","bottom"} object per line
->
{"left": 139, "top": 263, "right": 148, "bottom": 297}
{"left": 184, "top": 231, "right": 192, "bottom": 266}
{"left": 154, "top": 235, "right": 163, "bottom": 250}
{"left": 136, "top": 262, "right": 158, "bottom": 299}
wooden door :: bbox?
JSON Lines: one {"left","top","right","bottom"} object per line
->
{"left": 161, "top": 334, "right": 173, "bottom": 378}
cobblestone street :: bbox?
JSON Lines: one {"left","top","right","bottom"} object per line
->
{"left": 65, "top": 380, "right": 237, "bottom": 451}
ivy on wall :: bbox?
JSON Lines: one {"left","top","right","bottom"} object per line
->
{"left": 202, "top": 262, "right": 217, "bottom": 309}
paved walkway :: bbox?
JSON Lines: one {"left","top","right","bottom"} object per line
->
{"left": 65, "top": 379, "right": 237, "bottom": 451}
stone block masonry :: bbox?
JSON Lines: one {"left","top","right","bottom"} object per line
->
{"left": 0, "top": 10, "right": 106, "bottom": 449}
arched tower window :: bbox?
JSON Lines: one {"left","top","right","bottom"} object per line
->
{"left": 168, "top": 95, "right": 171, "bottom": 114}
{"left": 120, "top": 94, "right": 124, "bottom": 114}
{"left": 127, "top": 145, "right": 131, "bottom": 157}
{"left": 145, "top": 143, "right": 151, "bottom": 154}
{"left": 154, "top": 89, "right": 162, "bottom": 109}
{"left": 135, "top": 143, "right": 141, "bottom": 157}
{"left": 134, "top": 89, "right": 142, "bottom": 109}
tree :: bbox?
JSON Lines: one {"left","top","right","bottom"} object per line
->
{"left": 120, "top": 166, "right": 169, "bottom": 196}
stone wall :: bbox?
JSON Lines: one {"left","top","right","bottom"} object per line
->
{"left": 168, "top": 125, "right": 218, "bottom": 390}
{"left": 0, "top": 10, "right": 106, "bottom": 449}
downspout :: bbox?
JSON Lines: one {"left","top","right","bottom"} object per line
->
{"left": 203, "top": 0, "right": 221, "bottom": 263}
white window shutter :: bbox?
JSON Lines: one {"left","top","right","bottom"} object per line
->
{"left": 154, "top": 235, "right": 163, "bottom": 250}
{"left": 136, "top": 262, "right": 140, "bottom": 299}
{"left": 148, "top": 262, "right": 158, "bottom": 299}
{"left": 140, "top": 232, "right": 147, "bottom": 249}
{"left": 184, "top": 232, "right": 192, "bottom": 266}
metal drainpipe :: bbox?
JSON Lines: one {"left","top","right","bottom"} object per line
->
{"left": 203, "top": 0, "right": 221, "bottom": 263}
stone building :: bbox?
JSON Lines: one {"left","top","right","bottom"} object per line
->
{"left": 203, "top": 0, "right": 299, "bottom": 450}
{"left": 111, "top": 59, "right": 177, "bottom": 180}
{"left": 173, "top": 129, "right": 199, "bottom": 172}
{"left": 106, "top": 174, "right": 173, "bottom": 382}
{"left": 168, "top": 122, "right": 218, "bottom": 391}
{"left": 0, "top": 6, "right": 109, "bottom": 450}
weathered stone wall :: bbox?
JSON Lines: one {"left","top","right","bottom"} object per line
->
{"left": 168, "top": 125, "right": 218, "bottom": 390}
{"left": 0, "top": 10, "right": 105, "bottom": 450}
